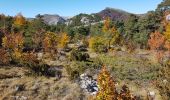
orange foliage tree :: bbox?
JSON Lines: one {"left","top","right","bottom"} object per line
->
{"left": 96, "top": 66, "right": 118, "bottom": 100}
{"left": 2, "top": 32, "right": 24, "bottom": 61}
{"left": 148, "top": 31, "right": 165, "bottom": 50}
{"left": 42, "top": 32, "right": 59, "bottom": 52}
{"left": 95, "top": 66, "right": 136, "bottom": 100}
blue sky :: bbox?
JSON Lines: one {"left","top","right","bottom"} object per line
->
{"left": 0, "top": 0, "right": 162, "bottom": 18}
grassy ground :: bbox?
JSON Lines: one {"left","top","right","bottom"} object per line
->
{"left": 0, "top": 49, "right": 164, "bottom": 100}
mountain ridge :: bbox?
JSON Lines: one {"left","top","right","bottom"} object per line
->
{"left": 32, "top": 7, "right": 144, "bottom": 25}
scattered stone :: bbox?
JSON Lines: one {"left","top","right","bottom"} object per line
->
{"left": 37, "top": 52, "right": 43, "bottom": 60}
{"left": 79, "top": 73, "right": 98, "bottom": 95}
{"left": 11, "top": 96, "right": 27, "bottom": 100}
{"left": 163, "top": 79, "right": 168, "bottom": 84}
{"left": 147, "top": 91, "right": 155, "bottom": 100}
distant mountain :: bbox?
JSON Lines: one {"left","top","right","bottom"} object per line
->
{"left": 96, "top": 7, "right": 131, "bottom": 20}
{"left": 33, "top": 7, "right": 139, "bottom": 26}
{"left": 38, "top": 14, "right": 66, "bottom": 25}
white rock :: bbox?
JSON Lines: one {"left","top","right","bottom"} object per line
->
{"left": 149, "top": 91, "right": 155, "bottom": 96}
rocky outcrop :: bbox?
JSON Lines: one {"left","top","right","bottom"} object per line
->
{"left": 40, "top": 14, "right": 66, "bottom": 25}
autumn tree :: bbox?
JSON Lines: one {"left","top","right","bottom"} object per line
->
{"left": 163, "top": 14, "right": 170, "bottom": 52}
{"left": 164, "top": 15, "right": 170, "bottom": 39}
{"left": 96, "top": 66, "right": 118, "bottom": 100}
{"left": 2, "top": 33, "right": 24, "bottom": 50}
{"left": 148, "top": 31, "right": 165, "bottom": 50}
{"left": 102, "top": 17, "right": 120, "bottom": 49}
{"left": 42, "top": 32, "right": 59, "bottom": 52}
{"left": 102, "top": 17, "right": 111, "bottom": 33}
{"left": 2, "top": 32, "right": 24, "bottom": 61}
{"left": 106, "top": 26, "right": 120, "bottom": 49}
{"left": 148, "top": 31, "right": 166, "bottom": 62}
{"left": 95, "top": 66, "right": 136, "bottom": 100}
{"left": 164, "top": 23, "right": 170, "bottom": 52}
{"left": 58, "top": 32, "right": 70, "bottom": 48}
{"left": 14, "top": 13, "right": 26, "bottom": 26}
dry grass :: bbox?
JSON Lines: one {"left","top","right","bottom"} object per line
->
{"left": 0, "top": 66, "right": 85, "bottom": 100}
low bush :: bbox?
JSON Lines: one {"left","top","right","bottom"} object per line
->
{"left": 66, "top": 61, "right": 87, "bottom": 80}
{"left": 20, "top": 52, "right": 39, "bottom": 66}
{"left": 91, "top": 42, "right": 108, "bottom": 53}
{"left": 30, "top": 63, "right": 50, "bottom": 76}
{"left": 70, "top": 49, "right": 89, "bottom": 61}
{"left": 20, "top": 52, "right": 52, "bottom": 76}
{"left": 89, "top": 37, "right": 108, "bottom": 53}
{"left": 66, "top": 60, "right": 102, "bottom": 80}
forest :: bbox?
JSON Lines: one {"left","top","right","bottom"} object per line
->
{"left": 0, "top": 0, "right": 170, "bottom": 100}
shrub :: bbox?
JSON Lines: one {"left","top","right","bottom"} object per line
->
{"left": 89, "top": 36, "right": 108, "bottom": 53}
{"left": 0, "top": 48, "right": 10, "bottom": 65}
{"left": 92, "top": 42, "right": 108, "bottom": 53}
{"left": 30, "top": 63, "right": 50, "bottom": 76}
{"left": 65, "top": 61, "right": 102, "bottom": 80}
{"left": 70, "top": 49, "right": 89, "bottom": 61}
{"left": 66, "top": 64, "right": 79, "bottom": 80}
{"left": 148, "top": 31, "right": 165, "bottom": 50}
{"left": 20, "top": 52, "right": 52, "bottom": 76}
{"left": 20, "top": 52, "right": 39, "bottom": 66}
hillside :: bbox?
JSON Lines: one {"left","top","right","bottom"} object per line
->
{"left": 96, "top": 7, "right": 131, "bottom": 20}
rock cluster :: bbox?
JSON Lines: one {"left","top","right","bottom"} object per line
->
{"left": 80, "top": 73, "right": 98, "bottom": 95}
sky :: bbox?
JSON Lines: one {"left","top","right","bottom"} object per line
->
{"left": 0, "top": 0, "right": 163, "bottom": 18}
